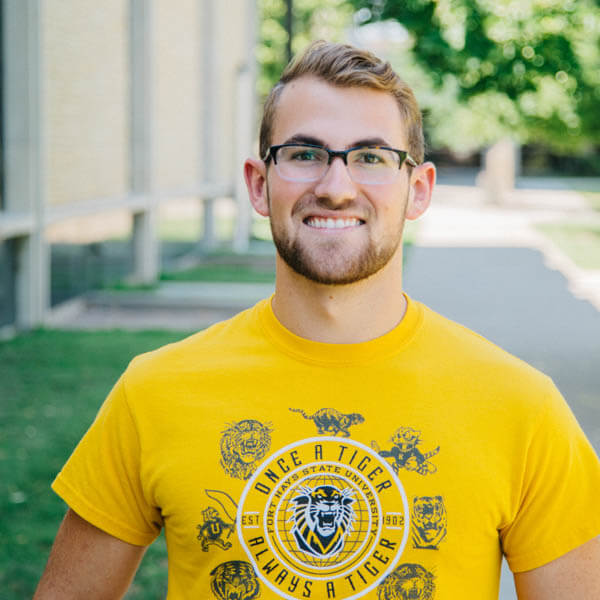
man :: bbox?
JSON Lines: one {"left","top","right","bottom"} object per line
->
{"left": 35, "top": 41, "right": 600, "bottom": 599}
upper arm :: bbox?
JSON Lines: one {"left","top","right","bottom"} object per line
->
{"left": 34, "top": 509, "right": 147, "bottom": 600}
{"left": 514, "top": 536, "right": 600, "bottom": 600}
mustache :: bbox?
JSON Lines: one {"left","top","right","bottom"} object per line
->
{"left": 290, "top": 195, "right": 368, "bottom": 217}
{"left": 266, "top": 182, "right": 365, "bottom": 215}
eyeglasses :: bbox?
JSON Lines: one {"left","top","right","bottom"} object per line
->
{"left": 263, "top": 143, "right": 418, "bottom": 185}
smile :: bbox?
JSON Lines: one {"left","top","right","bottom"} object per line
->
{"left": 304, "top": 217, "right": 364, "bottom": 229}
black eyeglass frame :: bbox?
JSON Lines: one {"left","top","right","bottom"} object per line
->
{"left": 263, "top": 143, "right": 419, "bottom": 170}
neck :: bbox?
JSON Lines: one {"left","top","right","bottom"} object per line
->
{"left": 271, "top": 249, "right": 407, "bottom": 343}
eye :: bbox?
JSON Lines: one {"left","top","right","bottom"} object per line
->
{"left": 355, "top": 150, "right": 384, "bottom": 165}
{"left": 289, "top": 148, "right": 321, "bottom": 162}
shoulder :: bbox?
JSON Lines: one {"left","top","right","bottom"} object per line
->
{"left": 417, "top": 300, "right": 546, "bottom": 375}
{"left": 122, "top": 300, "right": 268, "bottom": 386}
{"left": 414, "top": 300, "right": 559, "bottom": 407}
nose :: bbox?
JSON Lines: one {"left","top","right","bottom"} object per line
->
{"left": 313, "top": 155, "right": 358, "bottom": 207}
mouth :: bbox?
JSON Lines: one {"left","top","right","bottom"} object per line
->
{"left": 318, "top": 511, "right": 336, "bottom": 529}
{"left": 303, "top": 216, "right": 365, "bottom": 230}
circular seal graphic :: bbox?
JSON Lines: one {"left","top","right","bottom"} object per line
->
{"left": 237, "top": 437, "right": 409, "bottom": 600}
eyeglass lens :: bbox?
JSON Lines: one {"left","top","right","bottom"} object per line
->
{"left": 275, "top": 145, "right": 403, "bottom": 184}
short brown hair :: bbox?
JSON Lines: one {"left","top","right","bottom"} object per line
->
{"left": 259, "top": 40, "right": 425, "bottom": 164}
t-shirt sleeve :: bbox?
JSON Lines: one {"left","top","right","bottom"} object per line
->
{"left": 500, "top": 382, "right": 600, "bottom": 573}
{"left": 52, "top": 375, "right": 162, "bottom": 546}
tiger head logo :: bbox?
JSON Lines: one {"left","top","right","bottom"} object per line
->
{"left": 220, "top": 419, "right": 273, "bottom": 480}
{"left": 290, "top": 484, "right": 355, "bottom": 558}
{"left": 377, "top": 563, "right": 435, "bottom": 600}
{"left": 210, "top": 560, "right": 260, "bottom": 600}
{"left": 412, "top": 496, "right": 447, "bottom": 549}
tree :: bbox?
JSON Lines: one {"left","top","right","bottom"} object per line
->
{"left": 257, "top": 0, "right": 354, "bottom": 98}
{"left": 349, "top": 0, "right": 600, "bottom": 154}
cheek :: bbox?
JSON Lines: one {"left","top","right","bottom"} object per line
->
{"left": 270, "top": 182, "right": 313, "bottom": 216}
{"left": 375, "top": 198, "right": 405, "bottom": 227}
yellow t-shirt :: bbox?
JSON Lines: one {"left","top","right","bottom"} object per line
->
{"left": 53, "top": 296, "right": 600, "bottom": 599}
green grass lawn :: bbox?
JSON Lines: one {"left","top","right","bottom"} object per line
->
{"left": 0, "top": 329, "right": 189, "bottom": 599}
{"left": 157, "top": 235, "right": 415, "bottom": 285}
{"left": 582, "top": 191, "right": 600, "bottom": 212}
{"left": 160, "top": 261, "right": 276, "bottom": 283}
{"left": 537, "top": 223, "right": 600, "bottom": 270}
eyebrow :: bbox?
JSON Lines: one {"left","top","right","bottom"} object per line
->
{"left": 283, "top": 134, "right": 325, "bottom": 146}
{"left": 353, "top": 137, "right": 392, "bottom": 148}
{"left": 282, "top": 134, "right": 394, "bottom": 149}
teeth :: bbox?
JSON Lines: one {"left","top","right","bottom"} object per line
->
{"left": 306, "top": 217, "right": 362, "bottom": 229}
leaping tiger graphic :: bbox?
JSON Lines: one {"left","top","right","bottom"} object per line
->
{"left": 289, "top": 407, "right": 365, "bottom": 437}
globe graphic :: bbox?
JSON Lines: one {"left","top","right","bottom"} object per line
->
{"left": 274, "top": 471, "right": 374, "bottom": 572}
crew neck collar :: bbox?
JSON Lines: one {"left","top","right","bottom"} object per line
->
{"left": 256, "top": 293, "right": 423, "bottom": 366}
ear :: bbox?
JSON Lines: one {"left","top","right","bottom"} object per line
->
{"left": 244, "top": 158, "right": 270, "bottom": 217}
{"left": 406, "top": 161, "right": 436, "bottom": 221}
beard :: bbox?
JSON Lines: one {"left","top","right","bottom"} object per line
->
{"left": 268, "top": 187, "right": 406, "bottom": 286}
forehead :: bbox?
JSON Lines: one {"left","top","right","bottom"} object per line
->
{"left": 271, "top": 76, "right": 407, "bottom": 148}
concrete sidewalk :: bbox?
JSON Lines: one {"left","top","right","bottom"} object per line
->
{"left": 416, "top": 183, "right": 600, "bottom": 310}
{"left": 46, "top": 281, "right": 275, "bottom": 331}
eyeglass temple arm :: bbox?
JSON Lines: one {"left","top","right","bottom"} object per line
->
{"left": 404, "top": 154, "right": 419, "bottom": 168}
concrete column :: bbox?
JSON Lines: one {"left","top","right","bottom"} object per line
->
{"left": 132, "top": 210, "right": 158, "bottom": 282}
{"left": 3, "top": 0, "right": 48, "bottom": 328}
{"left": 233, "top": 0, "right": 258, "bottom": 253}
{"left": 479, "top": 138, "right": 518, "bottom": 204}
{"left": 200, "top": 0, "right": 217, "bottom": 249}
{"left": 130, "top": 0, "right": 159, "bottom": 282}
{"left": 233, "top": 65, "right": 255, "bottom": 253}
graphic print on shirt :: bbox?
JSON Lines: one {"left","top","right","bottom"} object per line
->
{"left": 196, "top": 489, "right": 237, "bottom": 552}
{"left": 220, "top": 419, "right": 273, "bottom": 480}
{"left": 377, "top": 563, "right": 435, "bottom": 600}
{"left": 411, "top": 496, "right": 446, "bottom": 550}
{"left": 289, "top": 407, "right": 365, "bottom": 437}
{"left": 210, "top": 560, "right": 260, "bottom": 600}
{"left": 372, "top": 427, "right": 440, "bottom": 476}
{"left": 237, "top": 437, "right": 410, "bottom": 600}
{"left": 289, "top": 484, "right": 356, "bottom": 558}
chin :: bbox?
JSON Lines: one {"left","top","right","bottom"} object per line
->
{"left": 276, "top": 242, "right": 397, "bottom": 286}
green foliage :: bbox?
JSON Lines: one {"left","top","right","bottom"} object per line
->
{"left": 0, "top": 330, "right": 185, "bottom": 598}
{"left": 258, "top": 0, "right": 354, "bottom": 97}
{"left": 350, "top": 0, "right": 600, "bottom": 152}
{"left": 257, "top": 0, "right": 289, "bottom": 98}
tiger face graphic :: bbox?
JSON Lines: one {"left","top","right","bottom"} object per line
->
{"left": 290, "top": 484, "right": 355, "bottom": 558}
{"left": 220, "top": 419, "right": 273, "bottom": 480}
{"left": 210, "top": 560, "right": 260, "bottom": 600}
{"left": 412, "top": 496, "right": 447, "bottom": 549}
{"left": 377, "top": 563, "right": 435, "bottom": 600}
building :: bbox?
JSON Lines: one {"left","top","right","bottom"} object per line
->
{"left": 0, "top": 0, "right": 257, "bottom": 335}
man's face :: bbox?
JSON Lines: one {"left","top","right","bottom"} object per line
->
{"left": 265, "top": 76, "right": 414, "bottom": 286}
